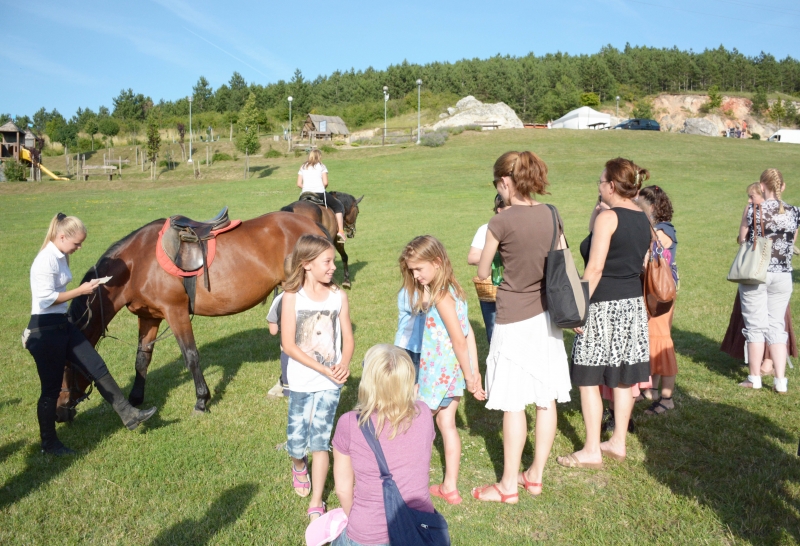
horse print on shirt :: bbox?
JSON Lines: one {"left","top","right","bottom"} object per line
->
{"left": 296, "top": 310, "right": 339, "bottom": 367}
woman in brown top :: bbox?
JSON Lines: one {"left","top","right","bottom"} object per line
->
{"left": 471, "top": 151, "right": 572, "bottom": 503}
{"left": 557, "top": 158, "right": 651, "bottom": 469}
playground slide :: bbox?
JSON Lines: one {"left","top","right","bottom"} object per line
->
{"left": 19, "top": 148, "right": 69, "bottom": 180}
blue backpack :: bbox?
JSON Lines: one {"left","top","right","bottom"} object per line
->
{"left": 359, "top": 417, "right": 451, "bottom": 546}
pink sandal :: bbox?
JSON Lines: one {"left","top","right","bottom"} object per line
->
{"left": 307, "top": 502, "right": 326, "bottom": 521}
{"left": 292, "top": 457, "right": 310, "bottom": 497}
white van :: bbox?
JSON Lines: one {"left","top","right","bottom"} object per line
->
{"left": 767, "top": 129, "right": 800, "bottom": 143}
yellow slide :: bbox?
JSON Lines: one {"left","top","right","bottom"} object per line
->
{"left": 19, "top": 148, "right": 69, "bottom": 180}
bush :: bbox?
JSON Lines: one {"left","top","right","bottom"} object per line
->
{"left": 751, "top": 133, "right": 761, "bottom": 140}
{"left": 211, "top": 152, "right": 233, "bottom": 162}
{"left": 350, "top": 142, "right": 360, "bottom": 147}
{"left": 319, "top": 144, "right": 338, "bottom": 153}
{"left": 632, "top": 99, "right": 653, "bottom": 119}
{"left": 444, "top": 126, "right": 465, "bottom": 136}
{"left": 580, "top": 92, "right": 601, "bottom": 107}
{"left": 334, "top": 141, "right": 345, "bottom": 146}
{"left": 420, "top": 131, "right": 449, "bottom": 147}
{"left": 2, "top": 159, "right": 27, "bottom": 181}
{"left": 464, "top": 124, "right": 482, "bottom": 131}
{"left": 264, "top": 147, "right": 283, "bottom": 158}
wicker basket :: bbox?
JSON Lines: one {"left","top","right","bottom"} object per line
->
{"left": 472, "top": 276, "right": 497, "bottom": 302}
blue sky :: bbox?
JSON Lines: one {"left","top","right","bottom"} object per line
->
{"left": 1, "top": 0, "right": 798, "bottom": 117}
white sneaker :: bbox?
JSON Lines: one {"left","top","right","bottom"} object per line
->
{"left": 267, "top": 381, "right": 285, "bottom": 398}
{"left": 773, "top": 377, "right": 788, "bottom": 394}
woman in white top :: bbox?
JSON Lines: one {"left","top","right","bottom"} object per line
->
{"left": 25, "top": 213, "right": 157, "bottom": 455}
{"left": 297, "top": 150, "right": 346, "bottom": 243}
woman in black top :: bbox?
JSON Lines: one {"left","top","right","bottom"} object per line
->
{"left": 557, "top": 158, "right": 652, "bottom": 469}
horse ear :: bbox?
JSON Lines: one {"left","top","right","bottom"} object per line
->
{"left": 355, "top": 195, "right": 364, "bottom": 204}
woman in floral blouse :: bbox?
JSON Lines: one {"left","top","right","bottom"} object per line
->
{"left": 738, "top": 169, "right": 799, "bottom": 394}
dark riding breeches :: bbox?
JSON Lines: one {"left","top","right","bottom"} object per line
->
{"left": 26, "top": 314, "right": 109, "bottom": 399}
{"left": 310, "top": 192, "right": 345, "bottom": 217}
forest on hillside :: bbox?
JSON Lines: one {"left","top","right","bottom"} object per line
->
{"left": 5, "top": 44, "right": 800, "bottom": 150}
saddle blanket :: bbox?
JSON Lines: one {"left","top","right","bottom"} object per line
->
{"left": 155, "top": 218, "right": 241, "bottom": 277}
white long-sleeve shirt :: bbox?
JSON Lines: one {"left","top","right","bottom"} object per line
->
{"left": 29, "top": 241, "right": 72, "bottom": 315}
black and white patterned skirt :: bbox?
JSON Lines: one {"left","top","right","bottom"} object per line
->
{"left": 570, "top": 296, "right": 650, "bottom": 387}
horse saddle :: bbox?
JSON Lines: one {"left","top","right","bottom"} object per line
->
{"left": 161, "top": 207, "right": 230, "bottom": 274}
{"left": 299, "top": 192, "right": 326, "bottom": 206}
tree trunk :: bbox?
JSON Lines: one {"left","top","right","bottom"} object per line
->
{"left": 230, "top": 123, "right": 233, "bottom": 141}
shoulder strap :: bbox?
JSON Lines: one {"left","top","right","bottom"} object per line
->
{"left": 358, "top": 416, "right": 393, "bottom": 480}
{"left": 545, "top": 204, "right": 559, "bottom": 252}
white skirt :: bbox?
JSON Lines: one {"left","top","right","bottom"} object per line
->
{"left": 485, "top": 311, "right": 572, "bottom": 412}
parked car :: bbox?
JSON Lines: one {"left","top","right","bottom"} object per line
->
{"left": 614, "top": 118, "right": 660, "bottom": 131}
{"left": 767, "top": 129, "right": 800, "bottom": 144}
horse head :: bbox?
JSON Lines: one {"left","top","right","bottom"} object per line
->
{"left": 297, "top": 312, "right": 336, "bottom": 365}
{"left": 59, "top": 235, "right": 135, "bottom": 419}
{"left": 332, "top": 192, "right": 363, "bottom": 239}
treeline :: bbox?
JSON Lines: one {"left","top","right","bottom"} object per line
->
{"left": 5, "top": 44, "right": 800, "bottom": 150}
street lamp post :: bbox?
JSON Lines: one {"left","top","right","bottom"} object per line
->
{"left": 188, "top": 96, "right": 193, "bottom": 163}
{"left": 383, "top": 86, "right": 389, "bottom": 146}
{"left": 615, "top": 96, "right": 620, "bottom": 118}
{"left": 416, "top": 79, "right": 422, "bottom": 144}
{"left": 288, "top": 96, "right": 293, "bottom": 151}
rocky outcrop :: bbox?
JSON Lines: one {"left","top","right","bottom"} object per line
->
{"left": 681, "top": 118, "right": 720, "bottom": 137}
{"left": 433, "top": 96, "right": 523, "bottom": 130}
{"left": 650, "top": 94, "right": 784, "bottom": 137}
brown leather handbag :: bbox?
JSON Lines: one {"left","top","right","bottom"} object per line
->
{"left": 643, "top": 223, "right": 677, "bottom": 317}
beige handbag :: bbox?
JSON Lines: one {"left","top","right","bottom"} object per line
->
{"left": 727, "top": 204, "right": 772, "bottom": 285}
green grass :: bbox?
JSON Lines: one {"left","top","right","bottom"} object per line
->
{"left": 2, "top": 129, "right": 800, "bottom": 545}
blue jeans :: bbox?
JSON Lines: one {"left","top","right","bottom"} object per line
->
{"left": 331, "top": 528, "right": 389, "bottom": 546}
{"left": 404, "top": 349, "right": 421, "bottom": 384}
{"left": 479, "top": 300, "right": 497, "bottom": 343}
{"left": 286, "top": 389, "right": 341, "bottom": 458}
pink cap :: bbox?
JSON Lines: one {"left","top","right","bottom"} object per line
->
{"left": 305, "top": 508, "right": 348, "bottom": 546}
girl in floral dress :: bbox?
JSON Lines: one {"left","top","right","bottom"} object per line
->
{"left": 399, "top": 235, "right": 485, "bottom": 505}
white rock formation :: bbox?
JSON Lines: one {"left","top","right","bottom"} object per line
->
{"left": 433, "top": 96, "right": 523, "bottom": 130}
{"left": 681, "top": 118, "right": 720, "bottom": 137}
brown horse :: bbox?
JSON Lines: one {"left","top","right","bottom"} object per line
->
{"left": 281, "top": 191, "right": 363, "bottom": 288}
{"left": 64, "top": 211, "right": 325, "bottom": 415}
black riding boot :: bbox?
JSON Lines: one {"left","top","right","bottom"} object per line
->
{"left": 94, "top": 374, "right": 157, "bottom": 430}
{"left": 37, "top": 397, "right": 76, "bottom": 456}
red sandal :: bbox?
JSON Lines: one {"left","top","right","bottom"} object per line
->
{"left": 429, "top": 484, "right": 462, "bottom": 505}
{"left": 471, "top": 483, "right": 519, "bottom": 504}
{"left": 518, "top": 472, "right": 543, "bottom": 497}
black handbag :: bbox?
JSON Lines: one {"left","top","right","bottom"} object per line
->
{"left": 359, "top": 417, "right": 450, "bottom": 546}
{"left": 544, "top": 205, "right": 590, "bottom": 329}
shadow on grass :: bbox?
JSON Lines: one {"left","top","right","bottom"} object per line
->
{"left": 0, "top": 440, "right": 26, "bottom": 465}
{"left": 0, "top": 398, "right": 22, "bottom": 410}
{"left": 638, "top": 394, "right": 800, "bottom": 544}
{"left": 0, "top": 328, "right": 274, "bottom": 511}
{"left": 250, "top": 165, "right": 279, "bottom": 178}
{"left": 338, "top": 260, "right": 368, "bottom": 286}
{"left": 150, "top": 483, "right": 259, "bottom": 546}
{"left": 672, "top": 327, "right": 744, "bottom": 381}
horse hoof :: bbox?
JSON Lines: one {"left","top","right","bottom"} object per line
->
{"left": 342, "top": 281, "right": 351, "bottom": 289}
{"left": 192, "top": 408, "right": 208, "bottom": 416}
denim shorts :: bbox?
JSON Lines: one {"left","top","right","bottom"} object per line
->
{"left": 286, "top": 389, "right": 341, "bottom": 458}
{"left": 331, "top": 528, "right": 389, "bottom": 546}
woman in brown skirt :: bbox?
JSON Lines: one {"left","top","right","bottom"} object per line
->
{"left": 637, "top": 186, "right": 679, "bottom": 415}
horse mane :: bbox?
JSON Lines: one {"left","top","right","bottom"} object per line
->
{"left": 331, "top": 191, "right": 356, "bottom": 212}
{"left": 67, "top": 220, "right": 162, "bottom": 324}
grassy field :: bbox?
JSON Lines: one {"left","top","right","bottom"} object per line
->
{"left": 2, "top": 129, "right": 799, "bottom": 545}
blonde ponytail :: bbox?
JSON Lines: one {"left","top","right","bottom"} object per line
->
{"left": 760, "top": 168, "right": 785, "bottom": 214}
{"left": 41, "top": 213, "right": 86, "bottom": 251}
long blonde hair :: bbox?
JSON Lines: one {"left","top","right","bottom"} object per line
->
{"left": 355, "top": 344, "right": 419, "bottom": 439}
{"left": 399, "top": 235, "right": 464, "bottom": 315}
{"left": 303, "top": 149, "right": 322, "bottom": 169}
{"left": 41, "top": 213, "right": 86, "bottom": 263}
{"left": 760, "top": 168, "right": 785, "bottom": 214}
{"left": 283, "top": 234, "right": 337, "bottom": 293}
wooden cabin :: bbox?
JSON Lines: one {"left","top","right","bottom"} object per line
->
{"left": 300, "top": 114, "right": 350, "bottom": 141}
{"left": 0, "top": 120, "right": 25, "bottom": 160}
